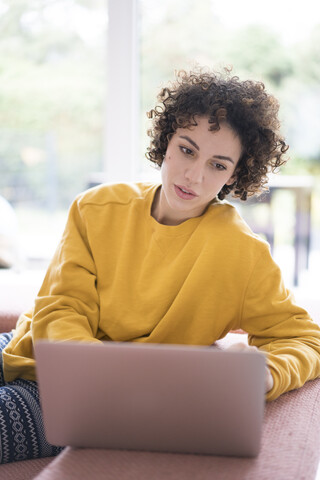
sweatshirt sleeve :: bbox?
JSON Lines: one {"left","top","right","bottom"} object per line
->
{"left": 240, "top": 245, "right": 320, "bottom": 401}
{"left": 31, "top": 196, "right": 101, "bottom": 344}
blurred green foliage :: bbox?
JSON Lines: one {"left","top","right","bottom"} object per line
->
{"left": 1, "top": 0, "right": 320, "bottom": 211}
{"left": 0, "top": 0, "right": 106, "bottom": 207}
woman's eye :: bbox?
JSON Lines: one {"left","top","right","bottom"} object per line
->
{"left": 180, "top": 146, "right": 193, "bottom": 155}
{"left": 211, "top": 163, "right": 227, "bottom": 171}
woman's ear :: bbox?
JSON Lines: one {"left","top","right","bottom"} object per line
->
{"left": 225, "top": 175, "right": 236, "bottom": 186}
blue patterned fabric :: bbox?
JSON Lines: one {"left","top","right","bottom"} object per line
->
{"left": 0, "top": 332, "right": 63, "bottom": 464}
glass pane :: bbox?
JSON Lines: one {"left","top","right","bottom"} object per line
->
{"left": 0, "top": 0, "right": 108, "bottom": 268}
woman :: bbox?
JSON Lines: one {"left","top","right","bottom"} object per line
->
{"left": 1, "top": 68, "right": 320, "bottom": 463}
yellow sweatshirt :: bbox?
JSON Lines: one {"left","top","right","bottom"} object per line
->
{"left": 3, "top": 182, "right": 320, "bottom": 401}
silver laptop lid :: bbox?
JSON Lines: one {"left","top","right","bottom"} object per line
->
{"left": 35, "top": 341, "right": 265, "bottom": 457}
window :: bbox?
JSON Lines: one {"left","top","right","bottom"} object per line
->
{"left": 1, "top": 0, "right": 320, "bottom": 287}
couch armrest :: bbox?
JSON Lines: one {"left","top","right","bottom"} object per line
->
{"left": 0, "top": 311, "right": 19, "bottom": 333}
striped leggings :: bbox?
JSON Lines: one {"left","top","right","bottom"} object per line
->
{"left": 0, "top": 332, "right": 62, "bottom": 464}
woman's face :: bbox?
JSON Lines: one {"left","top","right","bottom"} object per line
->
{"left": 152, "top": 116, "right": 242, "bottom": 225}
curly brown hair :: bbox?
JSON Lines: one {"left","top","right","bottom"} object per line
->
{"left": 146, "top": 68, "right": 288, "bottom": 200}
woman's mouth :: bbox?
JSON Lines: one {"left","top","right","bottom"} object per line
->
{"left": 174, "top": 184, "right": 198, "bottom": 200}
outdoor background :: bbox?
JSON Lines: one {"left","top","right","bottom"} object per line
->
{"left": 1, "top": 0, "right": 320, "bottom": 290}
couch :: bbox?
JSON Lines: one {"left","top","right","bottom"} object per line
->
{"left": 0, "top": 308, "right": 319, "bottom": 480}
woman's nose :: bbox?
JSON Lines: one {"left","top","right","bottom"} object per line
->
{"left": 184, "top": 162, "right": 204, "bottom": 183}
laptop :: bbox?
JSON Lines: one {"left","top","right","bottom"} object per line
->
{"left": 34, "top": 340, "right": 266, "bottom": 457}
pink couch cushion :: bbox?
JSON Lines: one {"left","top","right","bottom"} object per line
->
{"left": 0, "top": 457, "right": 52, "bottom": 480}
{"left": 34, "top": 378, "right": 320, "bottom": 480}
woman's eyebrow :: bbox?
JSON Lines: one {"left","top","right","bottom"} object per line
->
{"left": 179, "top": 135, "right": 199, "bottom": 151}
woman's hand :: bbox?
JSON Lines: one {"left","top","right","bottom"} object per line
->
{"left": 227, "top": 342, "right": 274, "bottom": 393}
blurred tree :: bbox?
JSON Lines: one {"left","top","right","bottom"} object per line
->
{"left": 225, "top": 26, "right": 294, "bottom": 87}
{"left": 141, "top": 0, "right": 227, "bottom": 110}
{"left": 294, "top": 24, "right": 320, "bottom": 84}
{"left": 0, "top": 0, "right": 107, "bottom": 206}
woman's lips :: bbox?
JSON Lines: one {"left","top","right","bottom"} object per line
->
{"left": 174, "top": 184, "right": 198, "bottom": 200}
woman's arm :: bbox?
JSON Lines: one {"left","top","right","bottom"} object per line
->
{"left": 32, "top": 196, "right": 101, "bottom": 344}
{"left": 240, "top": 246, "right": 320, "bottom": 401}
